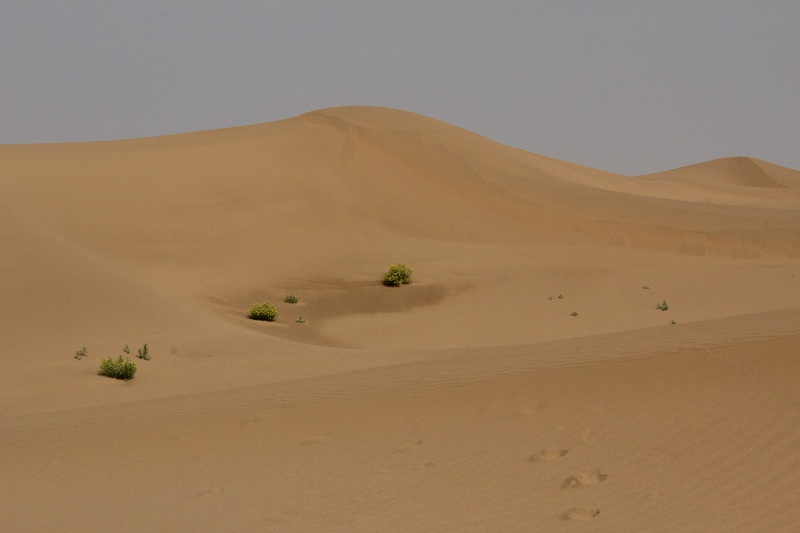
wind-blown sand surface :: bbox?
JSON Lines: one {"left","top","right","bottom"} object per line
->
{"left": 2, "top": 106, "right": 799, "bottom": 531}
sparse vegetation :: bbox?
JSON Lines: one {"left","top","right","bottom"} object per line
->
{"left": 284, "top": 294, "right": 298, "bottom": 304}
{"left": 642, "top": 285, "right": 650, "bottom": 290}
{"left": 99, "top": 355, "right": 137, "bottom": 380}
{"left": 123, "top": 345, "right": 130, "bottom": 354}
{"left": 558, "top": 294, "right": 564, "bottom": 299}
{"left": 656, "top": 300, "right": 669, "bottom": 311}
{"left": 296, "top": 316, "right": 306, "bottom": 324}
{"left": 248, "top": 302, "right": 279, "bottom": 321}
{"left": 671, "top": 320, "right": 676, "bottom": 325}
{"left": 383, "top": 263, "right": 412, "bottom": 287}
{"left": 137, "top": 344, "right": 150, "bottom": 360}
{"left": 75, "top": 347, "right": 88, "bottom": 360}
{"left": 570, "top": 311, "right": 579, "bottom": 317}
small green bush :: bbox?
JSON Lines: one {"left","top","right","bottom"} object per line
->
{"left": 99, "top": 355, "right": 137, "bottom": 380}
{"left": 383, "top": 263, "right": 412, "bottom": 287}
{"left": 137, "top": 344, "right": 150, "bottom": 360}
{"left": 248, "top": 302, "right": 278, "bottom": 321}
{"left": 284, "top": 294, "right": 298, "bottom": 304}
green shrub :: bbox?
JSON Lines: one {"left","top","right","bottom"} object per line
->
{"left": 656, "top": 300, "right": 669, "bottom": 311}
{"left": 284, "top": 294, "right": 298, "bottom": 304}
{"left": 248, "top": 302, "right": 278, "bottom": 321}
{"left": 99, "top": 355, "right": 137, "bottom": 380}
{"left": 383, "top": 263, "right": 412, "bottom": 287}
{"left": 137, "top": 344, "right": 150, "bottom": 360}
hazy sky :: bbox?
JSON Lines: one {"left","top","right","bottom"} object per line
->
{"left": 1, "top": 2, "right": 798, "bottom": 175}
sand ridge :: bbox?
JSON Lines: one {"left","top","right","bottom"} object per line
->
{"left": 1, "top": 106, "right": 799, "bottom": 531}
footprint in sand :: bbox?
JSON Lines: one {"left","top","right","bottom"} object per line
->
{"left": 392, "top": 440, "right": 423, "bottom": 454}
{"left": 529, "top": 448, "right": 568, "bottom": 462}
{"left": 562, "top": 508, "right": 600, "bottom": 520}
{"left": 563, "top": 470, "right": 608, "bottom": 488}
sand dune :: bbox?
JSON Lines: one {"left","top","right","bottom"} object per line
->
{"left": 640, "top": 156, "right": 800, "bottom": 189}
{"left": 2, "top": 106, "right": 799, "bottom": 531}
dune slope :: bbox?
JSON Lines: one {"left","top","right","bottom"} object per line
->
{"left": 1, "top": 106, "right": 799, "bottom": 532}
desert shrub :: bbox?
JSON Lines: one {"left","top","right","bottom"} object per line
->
{"left": 284, "top": 294, "right": 298, "bottom": 304}
{"left": 75, "top": 347, "right": 88, "bottom": 360}
{"left": 570, "top": 311, "right": 578, "bottom": 316}
{"left": 296, "top": 316, "right": 306, "bottom": 323}
{"left": 137, "top": 344, "right": 150, "bottom": 360}
{"left": 99, "top": 355, "right": 137, "bottom": 380}
{"left": 383, "top": 263, "right": 412, "bottom": 287}
{"left": 248, "top": 302, "right": 278, "bottom": 321}
{"left": 656, "top": 300, "right": 669, "bottom": 311}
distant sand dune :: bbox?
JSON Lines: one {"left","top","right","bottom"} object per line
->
{"left": 640, "top": 156, "right": 800, "bottom": 189}
{"left": 1, "top": 106, "right": 799, "bottom": 531}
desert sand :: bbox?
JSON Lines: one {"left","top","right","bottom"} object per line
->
{"left": 1, "top": 106, "right": 799, "bottom": 532}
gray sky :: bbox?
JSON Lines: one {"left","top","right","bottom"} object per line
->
{"left": 1, "top": 2, "right": 798, "bottom": 175}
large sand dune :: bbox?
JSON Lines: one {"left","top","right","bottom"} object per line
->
{"left": 2, "top": 107, "right": 799, "bottom": 531}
